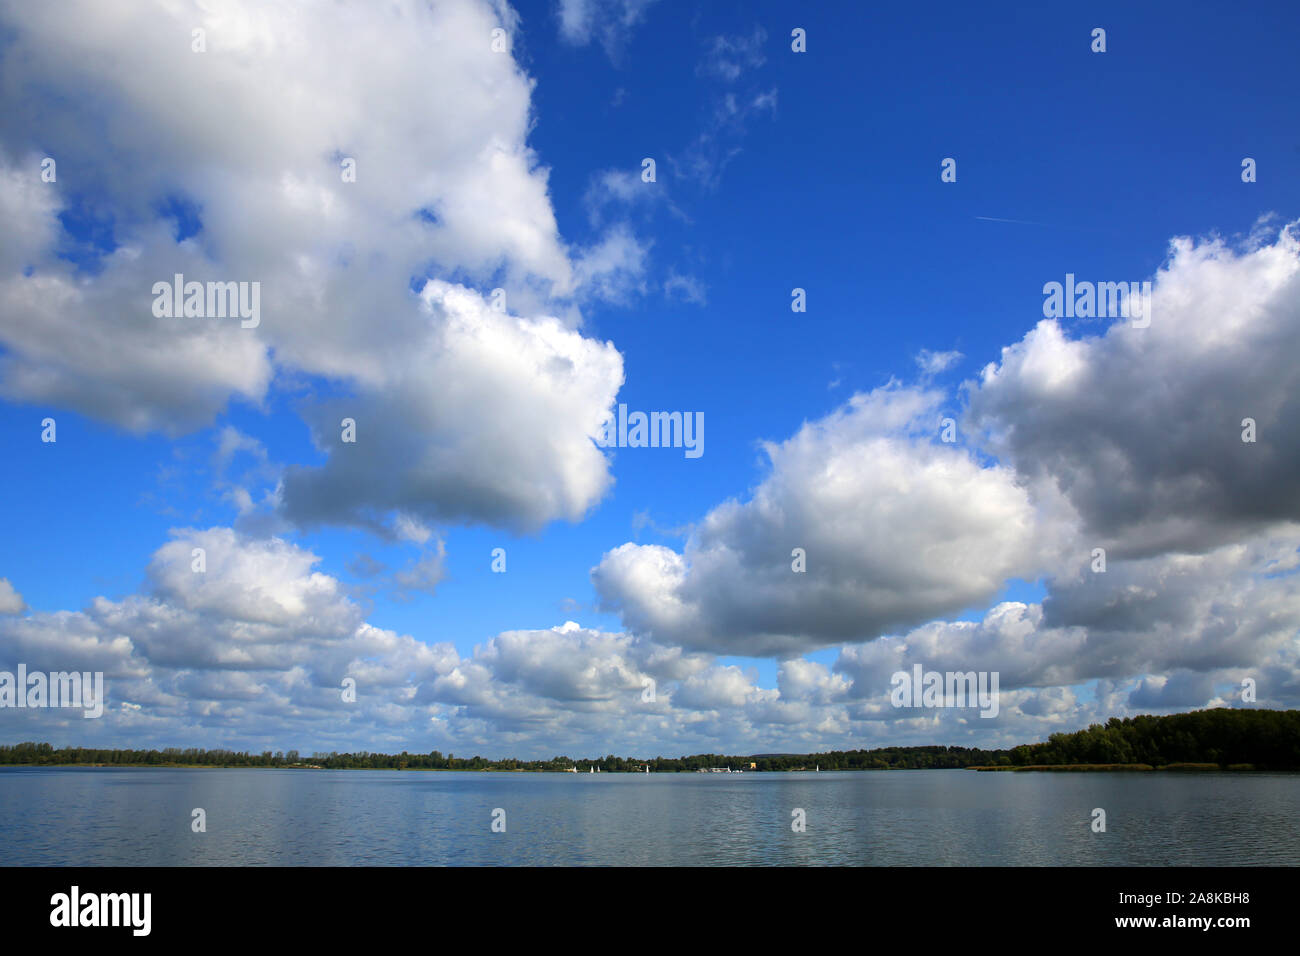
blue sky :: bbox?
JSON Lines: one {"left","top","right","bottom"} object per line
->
{"left": 1, "top": 0, "right": 1298, "bottom": 758}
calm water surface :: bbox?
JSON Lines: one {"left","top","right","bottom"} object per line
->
{"left": 1, "top": 767, "right": 1296, "bottom": 866}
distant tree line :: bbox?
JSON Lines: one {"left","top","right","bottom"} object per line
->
{"left": 1005, "top": 709, "right": 1300, "bottom": 770}
{"left": 2, "top": 708, "right": 1296, "bottom": 771}
{"left": 0, "top": 742, "right": 1010, "bottom": 771}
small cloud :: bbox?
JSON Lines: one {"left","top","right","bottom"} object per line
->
{"left": 698, "top": 27, "right": 767, "bottom": 82}
{"left": 573, "top": 225, "right": 650, "bottom": 304}
{"left": 915, "top": 348, "right": 963, "bottom": 376}
{"left": 629, "top": 509, "right": 689, "bottom": 539}
{"left": 670, "top": 86, "right": 777, "bottom": 189}
{"left": 393, "top": 512, "right": 433, "bottom": 545}
{"left": 664, "top": 272, "right": 707, "bottom": 306}
{"left": 211, "top": 426, "right": 266, "bottom": 477}
{"left": 211, "top": 426, "right": 280, "bottom": 523}
{"left": 223, "top": 486, "right": 256, "bottom": 515}
{"left": 393, "top": 538, "right": 448, "bottom": 599}
{"left": 583, "top": 168, "right": 662, "bottom": 228}
{"left": 0, "top": 579, "right": 26, "bottom": 615}
{"left": 347, "top": 553, "right": 389, "bottom": 579}
{"left": 557, "top": 0, "right": 659, "bottom": 61}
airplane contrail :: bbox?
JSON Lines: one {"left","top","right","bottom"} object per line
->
{"left": 974, "top": 216, "right": 1131, "bottom": 236}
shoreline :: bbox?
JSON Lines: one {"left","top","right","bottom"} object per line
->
{"left": 0, "top": 762, "right": 1287, "bottom": 773}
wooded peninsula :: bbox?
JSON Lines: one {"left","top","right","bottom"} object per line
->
{"left": 2, "top": 708, "right": 1297, "bottom": 772}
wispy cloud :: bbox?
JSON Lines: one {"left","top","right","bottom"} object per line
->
{"left": 915, "top": 348, "right": 963, "bottom": 376}
{"left": 556, "top": 0, "right": 659, "bottom": 62}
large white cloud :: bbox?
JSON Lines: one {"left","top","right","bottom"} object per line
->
{"left": 967, "top": 222, "right": 1300, "bottom": 557}
{"left": 593, "top": 384, "right": 1070, "bottom": 655}
{"left": 0, "top": 0, "right": 627, "bottom": 529}
{"left": 280, "top": 280, "right": 623, "bottom": 532}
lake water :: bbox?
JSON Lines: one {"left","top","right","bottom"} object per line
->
{"left": 1, "top": 767, "right": 1296, "bottom": 866}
